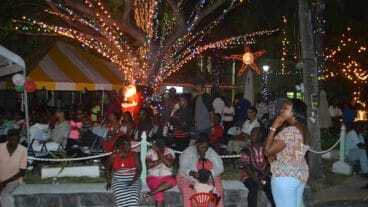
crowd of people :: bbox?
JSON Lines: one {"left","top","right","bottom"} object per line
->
{"left": 0, "top": 86, "right": 368, "bottom": 207}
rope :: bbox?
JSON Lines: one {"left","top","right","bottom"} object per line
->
{"left": 28, "top": 152, "right": 112, "bottom": 161}
{"left": 307, "top": 137, "right": 341, "bottom": 154}
{"left": 28, "top": 134, "right": 342, "bottom": 162}
{"left": 28, "top": 142, "right": 142, "bottom": 162}
{"left": 171, "top": 149, "right": 240, "bottom": 158}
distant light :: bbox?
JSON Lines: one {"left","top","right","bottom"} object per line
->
{"left": 125, "top": 85, "right": 137, "bottom": 98}
{"left": 262, "top": 65, "right": 270, "bottom": 72}
{"left": 165, "top": 86, "right": 183, "bottom": 94}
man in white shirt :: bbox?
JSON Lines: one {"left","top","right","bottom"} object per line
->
{"left": 212, "top": 95, "right": 225, "bottom": 115}
{"left": 227, "top": 107, "right": 260, "bottom": 154}
{"left": 345, "top": 123, "right": 368, "bottom": 174}
{"left": 0, "top": 129, "right": 27, "bottom": 207}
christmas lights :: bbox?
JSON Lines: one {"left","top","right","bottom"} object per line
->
{"left": 280, "top": 16, "right": 289, "bottom": 75}
{"left": 14, "top": 0, "right": 275, "bottom": 90}
{"left": 322, "top": 27, "right": 368, "bottom": 106}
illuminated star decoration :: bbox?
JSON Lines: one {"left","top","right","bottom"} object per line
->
{"left": 13, "top": 0, "right": 277, "bottom": 90}
{"left": 224, "top": 46, "right": 266, "bottom": 76}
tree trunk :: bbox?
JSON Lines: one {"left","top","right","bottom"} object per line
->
{"left": 243, "top": 71, "right": 254, "bottom": 105}
{"left": 297, "top": 0, "right": 323, "bottom": 179}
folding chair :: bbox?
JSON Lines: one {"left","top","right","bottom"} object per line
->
{"left": 28, "top": 125, "right": 50, "bottom": 156}
{"left": 190, "top": 192, "right": 219, "bottom": 207}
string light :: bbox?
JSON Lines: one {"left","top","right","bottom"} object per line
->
{"left": 322, "top": 27, "right": 368, "bottom": 107}
{"left": 280, "top": 16, "right": 289, "bottom": 75}
{"left": 14, "top": 0, "right": 275, "bottom": 91}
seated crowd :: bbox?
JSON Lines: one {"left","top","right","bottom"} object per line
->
{"left": 1, "top": 90, "right": 368, "bottom": 207}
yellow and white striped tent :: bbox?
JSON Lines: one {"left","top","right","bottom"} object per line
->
{"left": 28, "top": 42, "right": 123, "bottom": 91}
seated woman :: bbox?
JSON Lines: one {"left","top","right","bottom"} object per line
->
{"left": 177, "top": 133, "right": 224, "bottom": 207}
{"left": 145, "top": 137, "right": 177, "bottom": 207}
{"left": 66, "top": 110, "right": 83, "bottom": 153}
{"left": 105, "top": 138, "right": 141, "bottom": 207}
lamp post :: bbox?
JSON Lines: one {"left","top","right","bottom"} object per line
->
{"left": 262, "top": 65, "right": 270, "bottom": 73}
{"left": 262, "top": 65, "right": 270, "bottom": 103}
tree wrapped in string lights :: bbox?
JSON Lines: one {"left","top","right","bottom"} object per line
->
{"left": 13, "top": 0, "right": 277, "bottom": 89}
{"left": 322, "top": 27, "right": 368, "bottom": 106}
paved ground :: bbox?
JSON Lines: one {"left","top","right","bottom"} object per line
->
{"left": 312, "top": 175, "right": 368, "bottom": 206}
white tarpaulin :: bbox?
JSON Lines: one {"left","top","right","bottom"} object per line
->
{"left": 0, "top": 45, "right": 25, "bottom": 77}
{"left": 0, "top": 45, "right": 30, "bottom": 144}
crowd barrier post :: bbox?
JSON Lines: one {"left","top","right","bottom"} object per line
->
{"left": 140, "top": 131, "right": 148, "bottom": 185}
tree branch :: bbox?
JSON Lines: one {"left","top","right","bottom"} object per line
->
{"left": 63, "top": 0, "right": 146, "bottom": 46}
{"left": 17, "top": 31, "right": 60, "bottom": 37}
{"left": 193, "top": 0, "right": 229, "bottom": 29}
{"left": 166, "top": 0, "right": 185, "bottom": 26}
{"left": 46, "top": 0, "right": 102, "bottom": 39}
{"left": 149, "top": 0, "right": 187, "bottom": 76}
{"left": 117, "top": 0, "right": 146, "bottom": 46}
{"left": 63, "top": 0, "right": 96, "bottom": 17}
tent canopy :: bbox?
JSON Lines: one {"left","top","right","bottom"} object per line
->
{"left": 0, "top": 45, "right": 25, "bottom": 77}
{"left": 29, "top": 42, "right": 123, "bottom": 91}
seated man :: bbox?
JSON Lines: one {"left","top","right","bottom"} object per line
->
{"left": 345, "top": 122, "right": 368, "bottom": 175}
{"left": 0, "top": 129, "right": 27, "bottom": 207}
{"left": 227, "top": 107, "right": 260, "bottom": 154}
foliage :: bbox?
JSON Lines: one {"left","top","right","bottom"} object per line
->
{"left": 0, "top": 0, "right": 53, "bottom": 70}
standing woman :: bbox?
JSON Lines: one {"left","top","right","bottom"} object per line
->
{"left": 265, "top": 99, "right": 310, "bottom": 207}
{"left": 105, "top": 138, "right": 142, "bottom": 207}
{"left": 102, "top": 113, "right": 122, "bottom": 152}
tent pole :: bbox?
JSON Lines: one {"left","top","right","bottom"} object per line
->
{"left": 51, "top": 91, "right": 55, "bottom": 107}
{"left": 21, "top": 91, "right": 24, "bottom": 112}
{"left": 71, "top": 91, "right": 74, "bottom": 105}
{"left": 101, "top": 90, "right": 104, "bottom": 118}
{"left": 24, "top": 89, "right": 30, "bottom": 145}
{"left": 232, "top": 60, "right": 236, "bottom": 102}
{"left": 23, "top": 71, "right": 30, "bottom": 146}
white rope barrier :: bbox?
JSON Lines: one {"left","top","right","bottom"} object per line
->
{"left": 28, "top": 142, "right": 142, "bottom": 162}
{"left": 171, "top": 149, "right": 240, "bottom": 158}
{"left": 27, "top": 129, "right": 343, "bottom": 162}
{"left": 307, "top": 138, "right": 341, "bottom": 154}
{"left": 307, "top": 125, "right": 345, "bottom": 155}
{"left": 27, "top": 141, "right": 241, "bottom": 162}
{"left": 28, "top": 152, "right": 112, "bottom": 162}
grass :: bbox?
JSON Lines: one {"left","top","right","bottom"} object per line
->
{"left": 25, "top": 160, "right": 349, "bottom": 191}
{"left": 308, "top": 160, "right": 350, "bottom": 193}
{"left": 24, "top": 162, "right": 240, "bottom": 184}
{"left": 25, "top": 172, "right": 105, "bottom": 184}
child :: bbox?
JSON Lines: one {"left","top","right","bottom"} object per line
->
{"left": 209, "top": 114, "right": 224, "bottom": 153}
{"left": 193, "top": 169, "right": 216, "bottom": 194}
